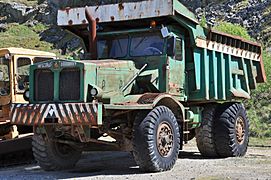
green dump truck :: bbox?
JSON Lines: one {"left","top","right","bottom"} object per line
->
{"left": 11, "top": 0, "right": 266, "bottom": 172}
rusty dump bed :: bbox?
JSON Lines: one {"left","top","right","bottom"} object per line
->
{"left": 57, "top": 0, "right": 197, "bottom": 26}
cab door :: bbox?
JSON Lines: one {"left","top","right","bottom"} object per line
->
{"left": 168, "top": 37, "right": 186, "bottom": 100}
{"left": 13, "top": 55, "right": 32, "bottom": 103}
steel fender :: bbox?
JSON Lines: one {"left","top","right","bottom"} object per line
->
{"left": 153, "top": 95, "right": 185, "bottom": 122}
{"left": 137, "top": 93, "right": 185, "bottom": 122}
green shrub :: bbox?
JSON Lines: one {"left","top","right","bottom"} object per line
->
{"left": 200, "top": 14, "right": 207, "bottom": 28}
{"left": 214, "top": 22, "right": 252, "bottom": 41}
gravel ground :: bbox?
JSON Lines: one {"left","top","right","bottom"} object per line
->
{"left": 0, "top": 140, "right": 270, "bottom": 180}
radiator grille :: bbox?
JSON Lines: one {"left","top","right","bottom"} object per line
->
{"left": 59, "top": 68, "right": 80, "bottom": 101}
{"left": 34, "top": 69, "right": 54, "bottom": 101}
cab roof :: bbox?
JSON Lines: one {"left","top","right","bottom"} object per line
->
{"left": 0, "top": 47, "right": 56, "bottom": 57}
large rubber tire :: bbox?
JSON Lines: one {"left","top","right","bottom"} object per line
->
{"left": 214, "top": 103, "right": 249, "bottom": 157}
{"left": 195, "top": 105, "right": 218, "bottom": 157}
{"left": 32, "top": 133, "right": 82, "bottom": 171}
{"left": 132, "top": 106, "right": 180, "bottom": 172}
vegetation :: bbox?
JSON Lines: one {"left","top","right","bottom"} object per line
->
{"left": 0, "top": 23, "right": 59, "bottom": 55}
{"left": 246, "top": 51, "right": 271, "bottom": 138}
{"left": 249, "top": 137, "right": 271, "bottom": 147}
{"left": 0, "top": 0, "right": 38, "bottom": 6}
{"left": 214, "top": 22, "right": 252, "bottom": 40}
{"left": 214, "top": 22, "right": 271, "bottom": 138}
{"left": 200, "top": 14, "right": 207, "bottom": 28}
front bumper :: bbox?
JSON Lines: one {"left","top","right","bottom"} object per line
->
{"left": 11, "top": 103, "right": 103, "bottom": 126}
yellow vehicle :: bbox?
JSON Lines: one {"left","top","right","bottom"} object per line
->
{"left": 0, "top": 48, "right": 56, "bottom": 163}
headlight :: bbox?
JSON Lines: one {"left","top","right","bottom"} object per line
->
{"left": 23, "top": 89, "right": 30, "bottom": 101}
{"left": 90, "top": 88, "right": 98, "bottom": 96}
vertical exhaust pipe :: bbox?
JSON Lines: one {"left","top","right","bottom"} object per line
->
{"left": 85, "top": 7, "right": 97, "bottom": 59}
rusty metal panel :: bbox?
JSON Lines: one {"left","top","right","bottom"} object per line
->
{"left": 57, "top": 0, "right": 174, "bottom": 26}
{"left": 11, "top": 103, "right": 100, "bottom": 126}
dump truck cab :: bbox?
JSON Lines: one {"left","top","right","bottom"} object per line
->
{"left": 0, "top": 48, "right": 56, "bottom": 139}
{"left": 11, "top": 0, "right": 266, "bottom": 172}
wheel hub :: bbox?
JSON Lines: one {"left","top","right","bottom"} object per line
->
{"left": 235, "top": 116, "right": 245, "bottom": 144}
{"left": 157, "top": 122, "right": 174, "bottom": 157}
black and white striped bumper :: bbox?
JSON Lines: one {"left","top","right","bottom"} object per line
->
{"left": 10, "top": 103, "right": 103, "bottom": 126}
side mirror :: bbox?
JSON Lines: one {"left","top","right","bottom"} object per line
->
{"left": 161, "top": 26, "right": 170, "bottom": 38}
{"left": 167, "top": 36, "right": 176, "bottom": 56}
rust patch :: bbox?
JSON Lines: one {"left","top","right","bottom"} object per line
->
{"left": 111, "top": 16, "right": 115, "bottom": 21}
{"left": 68, "top": 20, "right": 73, "bottom": 25}
{"left": 118, "top": 3, "right": 124, "bottom": 10}
{"left": 65, "top": 7, "right": 71, "bottom": 14}
{"left": 114, "top": 102, "right": 139, "bottom": 106}
{"left": 138, "top": 93, "right": 160, "bottom": 104}
{"left": 95, "top": 6, "right": 99, "bottom": 12}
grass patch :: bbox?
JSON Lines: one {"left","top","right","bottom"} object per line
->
{"left": 0, "top": 0, "right": 38, "bottom": 6}
{"left": 245, "top": 51, "right": 271, "bottom": 138}
{"left": 0, "top": 23, "right": 59, "bottom": 55}
{"left": 249, "top": 137, "right": 271, "bottom": 147}
{"left": 214, "top": 22, "right": 253, "bottom": 41}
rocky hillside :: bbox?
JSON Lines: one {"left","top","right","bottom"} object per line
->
{"left": 185, "top": 0, "right": 271, "bottom": 51}
{"left": 0, "top": 0, "right": 270, "bottom": 137}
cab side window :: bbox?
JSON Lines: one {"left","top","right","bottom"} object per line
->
{"left": 17, "top": 57, "right": 31, "bottom": 91}
{"left": 33, "top": 57, "right": 53, "bottom": 64}
{"left": 175, "top": 38, "right": 183, "bottom": 60}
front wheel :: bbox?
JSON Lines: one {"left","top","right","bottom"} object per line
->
{"left": 132, "top": 106, "right": 180, "bottom": 172}
{"left": 214, "top": 103, "right": 249, "bottom": 157}
{"left": 32, "top": 133, "right": 82, "bottom": 171}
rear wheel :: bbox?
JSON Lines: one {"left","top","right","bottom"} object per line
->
{"left": 32, "top": 133, "right": 82, "bottom": 171}
{"left": 214, "top": 103, "right": 249, "bottom": 157}
{"left": 132, "top": 106, "right": 180, "bottom": 172}
{"left": 195, "top": 105, "right": 218, "bottom": 157}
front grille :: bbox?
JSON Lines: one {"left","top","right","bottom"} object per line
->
{"left": 59, "top": 68, "right": 80, "bottom": 101}
{"left": 34, "top": 69, "right": 54, "bottom": 101}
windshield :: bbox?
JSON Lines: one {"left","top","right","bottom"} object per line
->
{"left": 0, "top": 56, "right": 10, "bottom": 96}
{"left": 97, "top": 32, "right": 165, "bottom": 59}
{"left": 33, "top": 57, "right": 54, "bottom": 63}
{"left": 130, "top": 34, "right": 164, "bottom": 56}
{"left": 97, "top": 35, "right": 129, "bottom": 59}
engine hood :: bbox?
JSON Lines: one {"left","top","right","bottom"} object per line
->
{"left": 82, "top": 59, "right": 136, "bottom": 70}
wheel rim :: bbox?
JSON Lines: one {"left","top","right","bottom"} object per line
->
{"left": 235, "top": 116, "right": 245, "bottom": 144}
{"left": 54, "top": 142, "right": 75, "bottom": 158}
{"left": 156, "top": 122, "right": 174, "bottom": 157}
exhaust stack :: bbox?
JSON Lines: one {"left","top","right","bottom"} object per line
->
{"left": 85, "top": 7, "right": 97, "bottom": 59}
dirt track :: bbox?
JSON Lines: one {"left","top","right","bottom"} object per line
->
{"left": 0, "top": 140, "right": 270, "bottom": 180}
